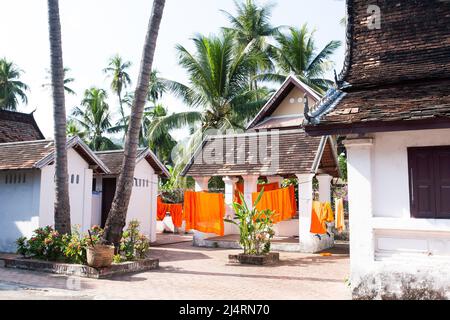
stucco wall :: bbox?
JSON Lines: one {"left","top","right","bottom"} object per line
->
{"left": 39, "top": 148, "right": 93, "bottom": 232}
{"left": 126, "top": 160, "right": 157, "bottom": 242}
{"left": 347, "top": 129, "right": 450, "bottom": 298}
{"left": 0, "top": 170, "right": 40, "bottom": 252}
{"left": 271, "top": 87, "right": 309, "bottom": 117}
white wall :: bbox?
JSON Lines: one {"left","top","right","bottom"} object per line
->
{"left": 372, "top": 128, "right": 450, "bottom": 218}
{"left": 39, "top": 148, "right": 93, "bottom": 232}
{"left": 126, "top": 159, "right": 158, "bottom": 242}
{"left": 0, "top": 170, "right": 40, "bottom": 252}
{"left": 347, "top": 129, "right": 450, "bottom": 292}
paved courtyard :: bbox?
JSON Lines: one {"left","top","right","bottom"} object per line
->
{"left": 0, "top": 240, "right": 350, "bottom": 300}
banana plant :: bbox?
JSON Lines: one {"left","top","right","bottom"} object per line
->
{"left": 225, "top": 189, "right": 276, "bottom": 255}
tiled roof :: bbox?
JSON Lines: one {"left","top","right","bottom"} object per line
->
{"left": 341, "top": 0, "right": 450, "bottom": 88}
{"left": 0, "top": 137, "right": 109, "bottom": 173}
{"left": 0, "top": 110, "right": 45, "bottom": 143}
{"left": 95, "top": 149, "right": 169, "bottom": 178}
{"left": 181, "top": 130, "right": 339, "bottom": 178}
{"left": 0, "top": 140, "right": 54, "bottom": 170}
{"left": 305, "top": 0, "right": 450, "bottom": 134}
{"left": 308, "top": 79, "right": 450, "bottom": 134}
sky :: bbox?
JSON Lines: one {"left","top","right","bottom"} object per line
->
{"left": 1, "top": 0, "right": 346, "bottom": 140}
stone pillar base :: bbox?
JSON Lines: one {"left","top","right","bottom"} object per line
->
{"left": 299, "top": 232, "right": 335, "bottom": 253}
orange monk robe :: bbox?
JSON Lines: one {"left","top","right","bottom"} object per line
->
{"left": 169, "top": 203, "right": 184, "bottom": 228}
{"left": 252, "top": 186, "right": 296, "bottom": 224}
{"left": 183, "top": 191, "right": 225, "bottom": 236}
{"left": 157, "top": 196, "right": 168, "bottom": 221}
{"left": 335, "top": 198, "right": 346, "bottom": 232}
{"left": 310, "top": 201, "right": 327, "bottom": 234}
{"left": 322, "top": 202, "right": 335, "bottom": 223}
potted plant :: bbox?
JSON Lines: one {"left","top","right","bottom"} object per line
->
{"left": 225, "top": 189, "right": 279, "bottom": 265}
{"left": 86, "top": 227, "right": 114, "bottom": 268}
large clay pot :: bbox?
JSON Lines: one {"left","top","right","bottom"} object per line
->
{"left": 86, "top": 245, "right": 115, "bottom": 268}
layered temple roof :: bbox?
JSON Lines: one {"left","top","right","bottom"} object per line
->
{"left": 0, "top": 136, "right": 109, "bottom": 173}
{"left": 95, "top": 148, "right": 170, "bottom": 178}
{"left": 305, "top": 0, "right": 450, "bottom": 135}
{"left": 181, "top": 130, "right": 339, "bottom": 178}
{"left": 0, "top": 110, "right": 45, "bottom": 143}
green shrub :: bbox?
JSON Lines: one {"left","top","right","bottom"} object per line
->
{"left": 119, "top": 220, "right": 150, "bottom": 261}
{"left": 225, "top": 189, "right": 276, "bottom": 256}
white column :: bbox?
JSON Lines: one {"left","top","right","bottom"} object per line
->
{"left": 223, "top": 176, "right": 239, "bottom": 235}
{"left": 194, "top": 176, "right": 210, "bottom": 192}
{"left": 344, "top": 138, "right": 374, "bottom": 283}
{"left": 82, "top": 168, "right": 93, "bottom": 233}
{"left": 317, "top": 174, "right": 333, "bottom": 203}
{"left": 149, "top": 174, "right": 158, "bottom": 242}
{"left": 297, "top": 173, "right": 315, "bottom": 249}
{"left": 242, "top": 175, "right": 259, "bottom": 209}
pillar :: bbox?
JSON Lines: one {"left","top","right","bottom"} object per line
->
{"left": 242, "top": 175, "right": 259, "bottom": 209}
{"left": 297, "top": 173, "right": 315, "bottom": 249}
{"left": 223, "top": 176, "right": 239, "bottom": 235}
{"left": 194, "top": 176, "right": 210, "bottom": 192}
{"left": 317, "top": 174, "right": 333, "bottom": 203}
{"left": 344, "top": 138, "right": 374, "bottom": 285}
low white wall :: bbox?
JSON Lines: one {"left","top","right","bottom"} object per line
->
{"left": 39, "top": 148, "right": 93, "bottom": 233}
{"left": 0, "top": 170, "right": 40, "bottom": 252}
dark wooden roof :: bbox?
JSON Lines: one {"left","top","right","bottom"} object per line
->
{"left": 181, "top": 130, "right": 339, "bottom": 178}
{"left": 0, "top": 137, "right": 109, "bottom": 173}
{"left": 95, "top": 149, "right": 169, "bottom": 178}
{"left": 341, "top": 0, "right": 450, "bottom": 88}
{"left": 305, "top": 0, "right": 450, "bottom": 135}
{"left": 0, "top": 110, "right": 45, "bottom": 143}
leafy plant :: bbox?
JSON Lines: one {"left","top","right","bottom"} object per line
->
{"left": 225, "top": 189, "right": 276, "bottom": 255}
{"left": 119, "top": 220, "right": 150, "bottom": 261}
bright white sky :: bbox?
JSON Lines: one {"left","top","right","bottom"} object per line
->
{"left": 2, "top": 0, "right": 346, "bottom": 140}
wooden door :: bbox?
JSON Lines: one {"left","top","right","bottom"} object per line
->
{"left": 101, "top": 178, "right": 117, "bottom": 228}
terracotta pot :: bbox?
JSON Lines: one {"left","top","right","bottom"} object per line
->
{"left": 86, "top": 245, "right": 115, "bottom": 268}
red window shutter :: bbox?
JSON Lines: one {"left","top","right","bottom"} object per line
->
{"left": 408, "top": 148, "right": 436, "bottom": 219}
{"left": 434, "top": 148, "right": 450, "bottom": 219}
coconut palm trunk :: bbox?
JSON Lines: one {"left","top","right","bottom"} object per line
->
{"left": 47, "top": 0, "right": 71, "bottom": 235}
{"left": 102, "top": 0, "right": 166, "bottom": 246}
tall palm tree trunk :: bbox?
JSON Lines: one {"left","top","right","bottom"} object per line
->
{"left": 102, "top": 0, "right": 166, "bottom": 246}
{"left": 48, "top": 0, "right": 71, "bottom": 235}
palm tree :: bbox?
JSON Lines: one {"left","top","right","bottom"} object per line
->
{"left": 110, "top": 70, "right": 167, "bottom": 140}
{"left": 66, "top": 119, "right": 85, "bottom": 139}
{"left": 160, "top": 32, "right": 269, "bottom": 136}
{"left": 221, "top": 0, "right": 280, "bottom": 91}
{"left": 47, "top": 0, "right": 71, "bottom": 235}
{"left": 71, "top": 88, "right": 117, "bottom": 151}
{"left": 260, "top": 24, "right": 341, "bottom": 93}
{"left": 0, "top": 58, "right": 29, "bottom": 111}
{"left": 103, "top": 55, "right": 132, "bottom": 141}
{"left": 102, "top": 0, "right": 166, "bottom": 247}
{"left": 43, "top": 67, "right": 76, "bottom": 95}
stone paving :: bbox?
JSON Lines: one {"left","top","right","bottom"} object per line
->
{"left": 0, "top": 240, "right": 351, "bottom": 300}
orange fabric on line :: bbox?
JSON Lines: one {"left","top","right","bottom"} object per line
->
{"left": 183, "top": 191, "right": 225, "bottom": 236}
{"left": 157, "top": 196, "right": 184, "bottom": 227}
{"left": 234, "top": 182, "right": 280, "bottom": 205}
{"left": 157, "top": 196, "right": 168, "bottom": 221}
{"left": 169, "top": 203, "right": 184, "bottom": 228}
{"left": 257, "top": 182, "right": 279, "bottom": 192}
{"left": 335, "top": 198, "right": 346, "bottom": 232}
{"left": 234, "top": 183, "right": 244, "bottom": 204}
{"left": 310, "top": 201, "right": 327, "bottom": 234}
{"left": 322, "top": 202, "right": 334, "bottom": 223}
{"left": 251, "top": 185, "right": 296, "bottom": 224}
